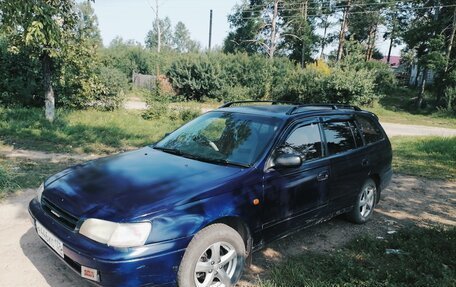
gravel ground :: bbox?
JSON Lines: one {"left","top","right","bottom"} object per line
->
{"left": 0, "top": 174, "right": 454, "bottom": 287}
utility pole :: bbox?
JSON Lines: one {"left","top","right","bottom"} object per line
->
{"left": 155, "top": 0, "right": 161, "bottom": 53}
{"left": 269, "top": 0, "right": 279, "bottom": 59}
{"left": 301, "top": 0, "right": 308, "bottom": 68}
{"left": 337, "top": 0, "right": 351, "bottom": 62}
{"left": 208, "top": 9, "right": 213, "bottom": 51}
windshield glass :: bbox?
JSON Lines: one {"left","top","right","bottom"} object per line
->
{"left": 154, "top": 112, "right": 282, "bottom": 167}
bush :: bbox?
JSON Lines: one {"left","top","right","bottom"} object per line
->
{"left": 142, "top": 101, "right": 170, "bottom": 120}
{"left": 94, "top": 66, "right": 129, "bottom": 110}
{"left": 323, "top": 67, "right": 377, "bottom": 106}
{"left": 167, "top": 55, "right": 222, "bottom": 101}
{"left": 0, "top": 38, "right": 43, "bottom": 107}
{"left": 215, "top": 85, "right": 251, "bottom": 102}
{"left": 179, "top": 108, "right": 201, "bottom": 122}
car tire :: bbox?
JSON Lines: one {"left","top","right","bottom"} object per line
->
{"left": 347, "top": 178, "right": 377, "bottom": 224}
{"left": 177, "top": 223, "right": 246, "bottom": 287}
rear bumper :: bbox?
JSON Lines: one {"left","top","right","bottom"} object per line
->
{"left": 29, "top": 198, "right": 190, "bottom": 287}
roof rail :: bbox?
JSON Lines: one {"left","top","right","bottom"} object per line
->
{"left": 287, "top": 104, "right": 362, "bottom": 115}
{"left": 219, "top": 100, "right": 301, "bottom": 108}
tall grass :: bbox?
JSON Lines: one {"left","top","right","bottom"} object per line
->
{"left": 0, "top": 108, "right": 184, "bottom": 154}
{"left": 261, "top": 227, "right": 455, "bottom": 287}
{"left": 391, "top": 136, "right": 456, "bottom": 180}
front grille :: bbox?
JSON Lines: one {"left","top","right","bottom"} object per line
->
{"left": 42, "top": 197, "right": 79, "bottom": 230}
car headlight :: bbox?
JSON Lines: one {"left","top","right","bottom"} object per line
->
{"left": 37, "top": 182, "right": 44, "bottom": 202}
{"left": 79, "top": 218, "right": 151, "bottom": 248}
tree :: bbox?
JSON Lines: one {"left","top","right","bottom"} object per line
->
{"left": 75, "top": 1, "right": 102, "bottom": 47}
{"left": 145, "top": 17, "right": 173, "bottom": 51}
{"left": 347, "top": 0, "right": 385, "bottom": 61}
{"left": 0, "top": 0, "right": 80, "bottom": 122}
{"left": 173, "top": 21, "right": 200, "bottom": 53}
{"left": 280, "top": 0, "right": 320, "bottom": 66}
{"left": 223, "top": 0, "right": 266, "bottom": 55}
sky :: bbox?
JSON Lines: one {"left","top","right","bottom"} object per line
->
{"left": 92, "top": 0, "right": 241, "bottom": 50}
{"left": 91, "top": 0, "right": 403, "bottom": 57}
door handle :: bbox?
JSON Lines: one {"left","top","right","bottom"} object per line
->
{"left": 317, "top": 170, "right": 329, "bottom": 182}
{"left": 362, "top": 159, "right": 369, "bottom": 167}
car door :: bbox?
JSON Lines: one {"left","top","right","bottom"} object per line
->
{"left": 261, "top": 118, "right": 331, "bottom": 240}
{"left": 320, "top": 116, "right": 368, "bottom": 211}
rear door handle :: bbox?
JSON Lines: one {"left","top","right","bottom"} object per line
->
{"left": 317, "top": 170, "right": 329, "bottom": 182}
{"left": 362, "top": 159, "right": 369, "bottom": 167}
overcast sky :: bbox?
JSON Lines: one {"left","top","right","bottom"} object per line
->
{"left": 91, "top": 0, "right": 403, "bottom": 57}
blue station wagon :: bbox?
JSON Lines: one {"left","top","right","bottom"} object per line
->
{"left": 29, "top": 101, "right": 393, "bottom": 287}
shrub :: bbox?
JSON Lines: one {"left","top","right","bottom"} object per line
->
{"left": 179, "top": 108, "right": 201, "bottom": 122}
{"left": 142, "top": 101, "right": 170, "bottom": 120}
{"left": 167, "top": 55, "right": 222, "bottom": 101}
{"left": 215, "top": 85, "right": 251, "bottom": 102}
{"left": 323, "top": 67, "right": 378, "bottom": 106}
{"left": 94, "top": 66, "right": 129, "bottom": 110}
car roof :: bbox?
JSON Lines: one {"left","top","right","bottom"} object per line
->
{"left": 214, "top": 101, "right": 374, "bottom": 120}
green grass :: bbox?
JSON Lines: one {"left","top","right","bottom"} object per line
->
{"left": 261, "top": 227, "right": 455, "bottom": 287}
{"left": 390, "top": 136, "right": 456, "bottom": 180}
{"left": 363, "top": 87, "right": 456, "bottom": 128}
{"left": 0, "top": 108, "right": 183, "bottom": 154}
{"left": 0, "top": 157, "right": 79, "bottom": 199}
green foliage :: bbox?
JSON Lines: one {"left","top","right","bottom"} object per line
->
{"left": 167, "top": 55, "right": 222, "bottom": 101}
{"left": 324, "top": 67, "right": 377, "bottom": 106}
{"left": 0, "top": 37, "right": 43, "bottom": 106}
{"left": 261, "top": 227, "right": 456, "bottom": 287}
{"left": 94, "top": 66, "right": 129, "bottom": 110}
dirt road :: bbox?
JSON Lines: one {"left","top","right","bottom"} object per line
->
{"left": 0, "top": 174, "right": 454, "bottom": 287}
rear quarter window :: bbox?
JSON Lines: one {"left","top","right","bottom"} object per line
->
{"left": 322, "top": 121, "right": 357, "bottom": 155}
{"left": 356, "top": 115, "right": 384, "bottom": 144}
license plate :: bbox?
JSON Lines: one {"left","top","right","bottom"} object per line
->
{"left": 36, "top": 221, "right": 64, "bottom": 258}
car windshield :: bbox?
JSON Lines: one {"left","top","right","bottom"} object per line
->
{"left": 154, "top": 111, "right": 282, "bottom": 167}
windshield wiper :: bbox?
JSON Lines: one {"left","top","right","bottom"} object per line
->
{"left": 153, "top": 146, "right": 183, "bottom": 156}
{"left": 183, "top": 155, "right": 250, "bottom": 168}
{"left": 154, "top": 147, "right": 250, "bottom": 168}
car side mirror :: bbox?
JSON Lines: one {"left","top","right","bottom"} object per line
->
{"left": 274, "top": 154, "right": 302, "bottom": 168}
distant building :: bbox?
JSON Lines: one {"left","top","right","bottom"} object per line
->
{"left": 409, "top": 65, "right": 435, "bottom": 86}
{"left": 381, "top": 56, "right": 401, "bottom": 68}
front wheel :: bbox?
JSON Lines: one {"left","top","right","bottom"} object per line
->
{"left": 347, "top": 178, "right": 377, "bottom": 224}
{"left": 178, "top": 223, "right": 246, "bottom": 287}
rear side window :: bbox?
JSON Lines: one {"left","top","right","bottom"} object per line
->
{"left": 322, "top": 121, "right": 357, "bottom": 155}
{"left": 356, "top": 115, "right": 384, "bottom": 144}
{"left": 278, "top": 123, "right": 323, "bottom": 161}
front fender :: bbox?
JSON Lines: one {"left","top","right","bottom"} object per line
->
{"left": 147, "top": 189, "right": 261, "bottom": 244}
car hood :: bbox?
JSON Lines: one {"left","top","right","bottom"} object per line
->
{"left": 42, "top": 147, "right": 245, "bottom": 222}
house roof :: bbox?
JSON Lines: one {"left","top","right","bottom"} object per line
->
{"left": 381, "top": 56, "right": 401, "bottom": 67}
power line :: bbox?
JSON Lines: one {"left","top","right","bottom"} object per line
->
{"left": 237, "top": 4, "right": 456, "bottom": 20}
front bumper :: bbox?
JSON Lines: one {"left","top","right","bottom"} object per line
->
{"left": 29, "top": 198, "right": 190, "bottom": 287}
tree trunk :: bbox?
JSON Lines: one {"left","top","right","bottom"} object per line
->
{"left": 387, "top": 35, "right": 394, "bottom": 64}
{"left": 269, "top": 0, "right": 279, "bottom": 59}
{"left": 445, "top": 7, "right": 456, "bottom": 73}
{"left": 320, "top": 15, "right": 329, "bottom": 59}
{"left": 337, "top": 0, "right": 351, "bottom": 62}
{"left": 413, "top": 65, "right": 420, "bottom": 87}
{"left": 301, "top": 0, "right": 308, "bottom": 68}
{"left": 417, "top": 68, "right": 427, "bottom": 109}
{"left": 42, "top": 53, "right": 55, "bottom": 122}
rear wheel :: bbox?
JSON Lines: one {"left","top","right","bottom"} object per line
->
{"left": 347, "top": 178, "right": 377, "bottom": 224}
{"left": 178, "top": 223, "right": 246, "bottom": 287}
